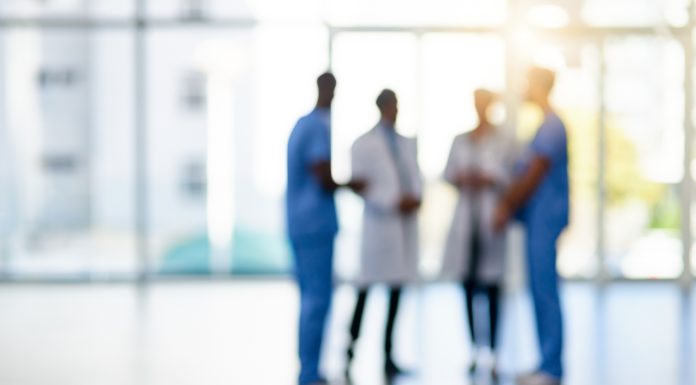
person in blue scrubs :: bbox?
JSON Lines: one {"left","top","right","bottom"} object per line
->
{"left": 494, "top": 67, "right": 569, "bottom": 385}
{"left": 286, "top": 72, "right": 364, "bottom": 385}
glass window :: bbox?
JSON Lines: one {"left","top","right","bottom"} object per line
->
{"left": 146, "top": 0, "right": 323, "bottom": 22}
{"left": 1, "top": 0, "right": 693, "bottom": 282}
{"left": 251, "top": 24, "right": 328, "bottom": 200}
{"left": 690, "top": 32, "right": 696, "bottom": 278}
{"left": 89, "top": 30, "right": 138, "bottom": 276}
{"left": 583, "top": 0, "right": 689, "bottom": 27}
{"left": 89, "top": 0, "right": 135, "bottom": 19}
{"left": 146, "top": 29, "right": 250, "bottom": 275}
{"left": 0, "top": 0, "right": 86, "bottom": 18}
{"left": 604, "top": 36, "right": 684, "bottom": 279}
{"left": 244, "top": 0, "right": 324, "bottom": 22}
{"left": 555, "top": 43, "right": 603, "bottom": 279}
{"left": 331, "top": 32, "right": 421, "bottom": 180}
{"left": 147, "top": 25, "right": 318, "bottom": 276}
{"left": 147, "top": 0, "right": 252, "bottom": 20}
{"left": 0, "top": 0, "right": 134, "bottom": 19}
{"left": 0, "top": 31, "right": 13, "bottom": 273}
{"left": 326, "top": 0, "right": 506, "bottom": 27}
{"left": 0, "top": 29, "right": 137, "bottom": 278}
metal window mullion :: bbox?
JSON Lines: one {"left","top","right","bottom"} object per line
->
{"left": 680, "top": 25, "right": 694, "bottom": 290}
{"left": 135, "top": 0, "right": 148, "bottom": 283}
{"left": 678, "top": 5, "right": 693, "bottom": 382}
{"left": 597, "top": 40, "right": 608, "bottom": 285}
{"left": 678, "top": 17, "right": 694, "bottom": 385}
{"left": 327, "top": 27, "right": 334, "bottom": 71}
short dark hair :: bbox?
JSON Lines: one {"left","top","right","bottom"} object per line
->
{"left": 528, "top": 67, "right": 556, "bottom": 94}
{"left": 317, "top": 72, "right": 336, "bottom": 89}
{"left": 376, "top": 89, "right": 397, "bottom": 111}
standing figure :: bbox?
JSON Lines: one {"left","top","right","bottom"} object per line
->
{"left": 442, "top": 89, "right": 516, "bottom": 380}
{"left": 287, "top": 72, "right": 363, "bottom": 385}
{"left": 347, "top": 89, "right": 422, "bottom": 380}
{"left": 494, "top": 67, "right": 570, "bottom": 385}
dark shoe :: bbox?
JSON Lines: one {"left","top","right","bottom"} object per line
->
{"left": 384, "top": 358, "right": 407, "bottom": 378}
{"left": 345, "top": 345, "right": 356, "bottom": 384}
{"left": 347, "top": 345, "right": 355, "bottom": 363}
{"left": 491, "top": 366, "right": 499, "bottom": 383}
{"left": 344, "top": 368, "right": 352, "bottom": 385}
{"left": 468, "top": 361, "right": 477, "bottom": 376}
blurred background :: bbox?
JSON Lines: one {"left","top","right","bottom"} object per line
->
{"left": 0, "top": 1, "right": 694, "bottom": 385}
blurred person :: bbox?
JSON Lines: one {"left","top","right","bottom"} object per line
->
{"left": 286, "top": 72, "right": 364, "bottom": 385}
{"left": 346, "top": 89, "right": 422, "bottom": 380}
{"left": 493, "top": 67, "right": 569, "bottom": 385}
{"left": 441, "top": 89, "right": 516, "bottom": 380}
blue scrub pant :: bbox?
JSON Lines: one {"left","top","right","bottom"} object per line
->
{"left": 526, "top": 222, "right": 564, "bottom": 379}
{"left": 290, "top": 235, "right": 335, "bottom": 385}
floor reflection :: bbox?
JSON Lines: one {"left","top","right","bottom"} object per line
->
{"left": 0, "top": 281, "right": 691, "bottom": 385}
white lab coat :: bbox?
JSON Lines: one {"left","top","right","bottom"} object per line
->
{"left": 441, "top": 129, "right": 517, "bottom": 284}
{"left": 351, "top": 124, "right": 423, "bottom": 286}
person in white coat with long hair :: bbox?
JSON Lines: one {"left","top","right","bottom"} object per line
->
{"left": 441, "top": 89, "right": 516, "bottom": 379}
{"left": 346, "top": 89, "right": 422, "bottom": 380}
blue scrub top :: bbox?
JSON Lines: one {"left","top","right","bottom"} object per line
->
{"left": 517, "top": 112, "right": 569, "bottom": 231}
{"left": 286, "top": 108, "right": 338, "bottom": 240}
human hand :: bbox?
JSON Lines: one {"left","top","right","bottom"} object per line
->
{"left": 456, "top": 171, "right": 476, "bottom": 189}
{"left": 398, "top": 195, "right": 421, "bottom": 214}
{"left": 347, "top": 179, "right": 367, "bottom": 194}
{"left": 493, "top": 201, "right": 511, "bottom": 232}
{"left": 474, "top": 173, "right": 497, "bottom": 190}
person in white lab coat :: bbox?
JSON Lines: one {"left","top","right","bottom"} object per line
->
{"left": 346, "top": 89, "right": 422, "bottom": 380}
{"left": 441, "top": 89, "right": 516, "bottom": 379}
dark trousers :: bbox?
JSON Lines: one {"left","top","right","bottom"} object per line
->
{"left": 464, "top": 220, "right": 500, "bottom": 351}
{"left": 463, "top": 280, "right": 500, "bottom": 350}
{"left": 347, "top": 286, "right": 402, "bottom": 364}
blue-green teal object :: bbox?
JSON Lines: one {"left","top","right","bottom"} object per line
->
{"left": 159, "top": 228, "right": 291, "bottom": 275}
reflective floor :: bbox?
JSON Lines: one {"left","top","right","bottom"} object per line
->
{"left": 0, "top": 281, "right": 692, "bottom": 385}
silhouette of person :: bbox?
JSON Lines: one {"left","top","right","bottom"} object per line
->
{"left": 347, "top": 89, "right": 422, "bottom": 380}
{"left": 286, "top": 72, "right": 364, "bottom": 385}
{"left": 442, "top": 89, "right": 516, "bottom": 380}
{"left": 494, "top": 67, "right": 569, "bottom": 385}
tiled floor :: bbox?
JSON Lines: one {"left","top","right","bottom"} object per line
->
{"left": 0, "top": 281, "right": 692, "bottom": 385}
